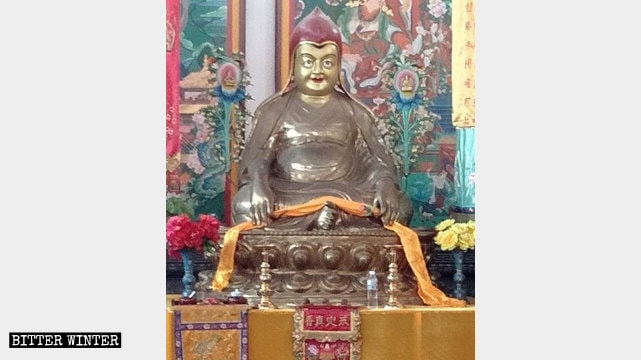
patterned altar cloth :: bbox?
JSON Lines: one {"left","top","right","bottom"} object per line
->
{"left": 170, "top": 304, "right": 251, "bottom": 360}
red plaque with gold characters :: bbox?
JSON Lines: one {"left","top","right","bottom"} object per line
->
{"left": 293, "top": 305, "right": 361, "bottom": 360}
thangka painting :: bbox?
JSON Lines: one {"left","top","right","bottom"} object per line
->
{"left": 167, "top": 0, "right": 247, "bottom": 226}
{"left": 277, "top": 0, "right": 457, "bottom": 227}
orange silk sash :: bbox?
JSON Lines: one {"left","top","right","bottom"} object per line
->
{"left": 212, "top": 196, "right": 466, "bottom": 307}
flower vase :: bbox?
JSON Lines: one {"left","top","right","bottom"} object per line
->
{"left": 180, "top": 248, "right": 196, "bottom": 298}
{"left": 451, "top": 249, "right": 466, "bottom": 300}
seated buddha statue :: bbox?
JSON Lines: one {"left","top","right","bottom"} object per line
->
{"left": 232, "top": 7, "right": 412, "bottom": 231}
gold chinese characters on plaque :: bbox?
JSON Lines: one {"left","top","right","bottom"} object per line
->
{"left": 292, "top": 305, "right": 362, "bottom": 360}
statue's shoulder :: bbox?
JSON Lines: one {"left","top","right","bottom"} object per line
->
{"left": 333, "top": 91, "right": 376, "bottom": 121}
{"left": 254, "top": 92, "right": 291, "bottom": 118}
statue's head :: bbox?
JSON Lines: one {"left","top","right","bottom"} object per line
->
{"left": 292, "top": 42, "right": 339, "bottom": 96}
{"left": 284, "top": 7, "right": 344, "bottom": 95}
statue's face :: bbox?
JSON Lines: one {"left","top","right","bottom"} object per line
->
{"left": 293, "top": 43, "right": 339, "bottom": 96}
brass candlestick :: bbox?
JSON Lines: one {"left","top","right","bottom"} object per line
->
{"left": 383, "top": 244, "right": 403, "bottom": 309}
{"left": 257, "top": 248, "right": 276, "bottom": 309}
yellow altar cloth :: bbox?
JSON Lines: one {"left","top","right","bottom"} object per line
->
{"left": 167, "top": 302, "right": 474, "bottom": 360}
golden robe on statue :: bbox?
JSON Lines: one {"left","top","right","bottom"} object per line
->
{"left": 232, "top": 88, "right": 412, "bottom": 230}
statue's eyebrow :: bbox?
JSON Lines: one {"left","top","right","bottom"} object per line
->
{"left": 299, "top": 53, "right": 336, "bottom": 60}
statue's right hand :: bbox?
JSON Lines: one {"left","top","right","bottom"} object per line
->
{"left": 249, "top": 182, "right": 274, "bottom": 225}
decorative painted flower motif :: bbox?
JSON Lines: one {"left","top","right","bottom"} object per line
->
{"left": 390, "top": 68, "right": 422, "bottom": 112}
{"left": 378, "top": 50, "right": 444, "bottom": 179}
{"left": 212, "top": 85, "right": 245, "bottom": 104}
{"left": 427, "top": 0, "right": 447, "bottom": 18}
{"left": 191, "top": 112, "right": 207, "bottom": 125}
{"left": 393, "top": 69, "right": 419, "bottom": 99}
{"left": 216, "top": 62, "right": 241, "bottom": 96}
{"left": 203, "top": 48, "right": 253, "bottom": 168}
{"left": 183, "top": 153, "right": 206, "bottom": 174}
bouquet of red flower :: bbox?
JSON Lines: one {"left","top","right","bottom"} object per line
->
{"left": 166, "top": 214, "right": 221, "bottom": 259}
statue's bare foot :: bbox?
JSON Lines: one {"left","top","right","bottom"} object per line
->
{"left": 316, "top": 205, "right": 338, "bottom": 230}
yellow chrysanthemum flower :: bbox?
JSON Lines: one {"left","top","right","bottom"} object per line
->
{"left": 434, "top": 219, "right": 475, "bottom": 251}
{"left": 459, "top": 232, "right": 475, "bottom": 250}
{"left": 433, "top": 230, "right": 445, "bottom": 244}
{"left": 435, "top": 218, "right": 455, "bottom": 231}
{"left": 435, "top": 230, "right": 458, "bottom": 251}
{"left": 465, "top": 220, "right": 475, "bottom": 231}
{"left": 450, "top": 223, "right": 467, "bottom": 234}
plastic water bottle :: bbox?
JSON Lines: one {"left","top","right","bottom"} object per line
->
{"left": 366, "top": 270, "right": 378, "bottom": 308}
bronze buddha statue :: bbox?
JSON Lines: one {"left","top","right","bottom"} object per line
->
{"left": 205, "top": 8, "right": 468, "bottom": 308}
{"left": 231, "top": 7, "right": 412, "bottom": 231}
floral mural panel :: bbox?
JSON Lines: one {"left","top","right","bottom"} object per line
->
{"left": 167, "top": 0, "right": 246, "bottom": 226}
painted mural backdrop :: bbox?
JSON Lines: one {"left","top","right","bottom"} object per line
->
{"left": 290, "top": 0, "right": 456, "bottom": 227}
{"left": 168, "top": 0, "right": 457, "bottom": 228}
{"left": 179, "top": 0, "right": 228, "bottom": 78}
{"left": 166, "top": 0, "right": 230, "bottom": 222}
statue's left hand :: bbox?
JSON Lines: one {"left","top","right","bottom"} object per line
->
{"left": 373, "top": 179, "right": 400, "bottom": 225}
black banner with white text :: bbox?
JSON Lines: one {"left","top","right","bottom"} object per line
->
{"left": 9, "top": 332, "right": 121, "bottom": 348}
